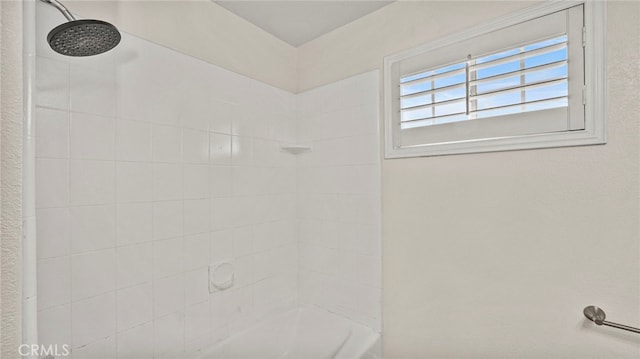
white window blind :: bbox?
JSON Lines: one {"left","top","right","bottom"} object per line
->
{"left": 384, "top": 2, "right": 605, "bottom": 158}
{"left": 399, "top": 35, "right": 570, "bottom": 130}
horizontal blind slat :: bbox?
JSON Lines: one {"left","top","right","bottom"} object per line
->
{"left": 470, "top": 95, "right": 567, "bottom": 114}
{"left": 399, "top": 82, "right": 466, "bottom": 101}
{"left": 469, "top": 59, "right": 566, "bottom": 86}
{"left": 400, "top": 111, "right": 468, "bottom": 125}
{"left": 471, "top": 41, "right": 566, "bottom": 71}
{"left": 400, "top": 96, "right": 466, "bottom": 112}
{"left": 400, "top": 67, "right": 466, "bottom": 87}
{"left": 471, "top": 77, "right": 567, "bottom": 99}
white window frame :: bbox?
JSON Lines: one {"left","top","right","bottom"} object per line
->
{"left": 384, "top": 0, "right": 606, "bottom": 158}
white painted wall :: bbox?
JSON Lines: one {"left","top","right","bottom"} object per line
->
{"left": 62, "top": 0, "right": 298, "bottom": 93}
{"left": 298, "top": 1, "right": 640, "bottom": 358}
{"left": 297, "top": 71, "right": 381, "bottom": 332}
{"left": 35, "top": 3, "right": 298, "bottom": 357}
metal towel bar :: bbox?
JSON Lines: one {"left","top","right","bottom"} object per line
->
{"left": 583, "top": 306, "right": 640, "bottom": 334}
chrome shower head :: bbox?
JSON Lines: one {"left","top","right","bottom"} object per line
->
{"left": 41, "top": 0, "right": 121, "bottom": 57}
{"left": 47, "top": 19, "right": 121, "bottom": 57}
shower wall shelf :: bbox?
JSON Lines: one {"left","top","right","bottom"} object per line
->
{"left": 281, "top": 145, "right": 312, "bottom": 155}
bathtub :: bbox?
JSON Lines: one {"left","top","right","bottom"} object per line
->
{"left": 195, "top": 306, "right": 381, "bottom": 359}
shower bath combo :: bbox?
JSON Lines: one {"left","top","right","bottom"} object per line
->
{"left": 25, "top": 1, "right": 383, "bottom": 357}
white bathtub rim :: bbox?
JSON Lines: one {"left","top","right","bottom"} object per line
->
{"left": 192, "top": 304, "right": 380, "bottom": 359}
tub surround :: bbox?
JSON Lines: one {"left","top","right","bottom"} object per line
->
{"left": 35, "top": 2, "right": 299, "bottom": 356}
{"left": 297, "top": 71, "right": 381, "bottom": 332}
{"left": 34, "top": 1, "right": 381, "bottom": 357}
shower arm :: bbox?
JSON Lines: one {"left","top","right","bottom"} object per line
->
{"left": 583, "top": 306, "right": 640, "bottom": 334}
{"left": 40, "top": 0, "right": 76, "bottom": 22}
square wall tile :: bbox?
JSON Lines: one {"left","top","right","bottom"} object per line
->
{"left": 71, "top": 249, "right": 116, "bottom": 301}
{"left": 37, "top": 257, "right": 71, "bottom": 310}
{"left": 153, "top": 312, "right": 184, "bottom": 357}
{"left": 153, "top": 275, "right": 185, "bottom": 318}
{"left": 209, "top": 133, "right": 231, "bottom": 165}
{"left": 183, "top": 129, "right": 209, "bottom": 164}
{"left": 153, "top": 163, "right": 183, "bottom": 201}
{"left": 117, "top": 282, "right": 153, "bottom": 331}
{"left": 185, "top": 301, "right": 211, "bottom": 344}
{"left": 36, "top": 159, "right": 69, "bottom": 208}
{"left": 117, "top": 322, "right": 154, "bottom": 359}
{"left": 210, "top": 165, "right": 232, "bottom": 197}
{"left": 116, "top": 203, "right": 153, "bottom": 246}
{"left": 37, "top": 208, "right": 70, "bottom": 259}
{"left": 231, "top": 166, "right": 257, "bottom": 196}
{"left": 209, "top": 197, "right": 234, "bottom": 231}
{"left": 183, "top": 199, "right": 209, "bottom": 236}
{"left": 252, "top": 139, "right": 278, "bottom": 167}
{"left": 116, "top": 162, "right": 153, "bottom": 203}
{"left": 230, "top": 107, "right": 252, "bottom": 137}
{"left": 231, "top": 136, "right": 252, "bottom": 166}
{"left": 184, "top": 165, "right": 209, "bottom": 199}
{"left": 153, "top": 237, "right": 183, "bottom": 279}
{"left": 211, "top": 196, "right": 255, "bottom": 230}
{"left": 116, "top": 119, "right": 152, "bottom": 162}
{"left": 70, "top": 205, "right": 115, "bottom": 254}
{"left": 153, "top": 201, "right": 183, "bottom": 240}
{"left": 232, "top": 226, "right": 253, "bottom": 258}
{"left": 70, "top": 112, "right": 115, "bottom": 160}
{"left": 222, "top": 286, "right": 254, "bottom": 332}
{"left": 36, "top": 107, "right": 69, "bottom": 158}
{"left": 185, "top": 268, "right": 209, "bottom": 306}
{"left": 116, "top": 243, "right": 153, "bottom": 289}
{"left": 152, "top": 125, "right": 182, "bottom": 163}
{"left": 38, "top": 304, "right": 71, "bottom": 348}
{"left": 36, "top": 56, "right": 70, "bottom": 110}
{"left": 209, "top": 292, "right": 227, "bottom": 330}
{"left": 233, "top": 255, "right": 254, "bottom": 287}
{"left": 210, "top": 230, "right": 233, "bottom": 264}
{"left": 71, "top": 292, "right": 116, "bottom": 349}
{"left": 209, "top": 100, "right": 235, "bottom": 134}
{"left": 145, "top": 80, "right": 185, "bottom": 127}
{"left": 184, "top": 233, "right": 210, "bottom": 271}
{"left": 181, "top": 97, "right": 211, "bottom": 132}
{"left": 70, "top": 160, "right": 115, "bottom": 206}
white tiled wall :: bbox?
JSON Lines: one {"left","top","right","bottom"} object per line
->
{"left": 35, "top": 3, "right": 297, "bottom": 358}
{"left": 35, "top": 4, "right": 381, "bottom": 358}
{"left": 296, "top": 71, "right": 382, "bottom": 332}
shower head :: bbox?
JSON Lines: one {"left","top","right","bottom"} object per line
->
{"left": 41, "top": 0, "right": 121, "bottom": 57}
{"left": 47, "top": 19, "right": 121, "bottom": 57}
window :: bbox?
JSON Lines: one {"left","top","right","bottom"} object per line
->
{"left": 384, "top": 1, "right": 606, "bottom": 158}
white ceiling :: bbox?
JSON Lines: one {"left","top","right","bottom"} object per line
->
{"left": 214, "top": 1, "right": 393, "bottom": 47}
